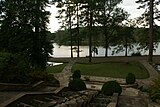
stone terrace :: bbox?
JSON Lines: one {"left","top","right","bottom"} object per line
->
{"left": 0, "top": 56, "right": 160, "bottom": 107}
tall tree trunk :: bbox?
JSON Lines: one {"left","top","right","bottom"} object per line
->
{"left": 35, "top": 0, "right": 40, "bottom": 40}
{"left": 103, "top": 3, "right": 108, "bottom": 57}
{"left": 105, "top": 34, "right": 108, "bottom": 57}
{"left": 148, "top": 0, "right": 154, "bottom": 62}
{"left": 69, "top": 6, "right": 73, "bottom": 58}
{"left": 89, "top": 5, "right": 93, "bottom": 62}
{"left": 34, "top": 0, "right": 41, "bottom": 67}
{"left": 125, "top": 37, "right": 128, "bottom": 57}
{"left": 77, "top": 3, "right": 80, "bottom": 58}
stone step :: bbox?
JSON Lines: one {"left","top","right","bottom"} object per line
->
{"left": 89, "top": 103, "right": 107, "bottom": 107}
{"left": 44, "top": 97, "right": 55, "bottom": 101}
{"left": 33, "top": 99, "right": 46, "bottom": 104}
{"left": 18, "top": 102, "right": 34, "bottom": 107}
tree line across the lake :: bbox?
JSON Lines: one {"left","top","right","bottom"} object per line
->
{"left": 51, "top": 26, "right": 160, "bottom": 57}
{"left": 0, "top": 0, "right": 159, "bottom": 83}
{"left": 50, "top": 0, "right": 160, "bottom": 59}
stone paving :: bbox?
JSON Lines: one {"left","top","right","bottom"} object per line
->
{"left": 52, "top": 58, "right": 160, "bottom": 107}
{"left": 0, "top": 57, "right": 160, "bottom": 107}
{"left": 0, "top": 92, "right": 22, "bottom": 104}
{"left": 138, "top": 60, "right": 159, "bottom": 86}
{"left": 53, "top": 59, "right": 75, "bottom": 87}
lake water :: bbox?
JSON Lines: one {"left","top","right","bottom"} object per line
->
{"left": 47, "top": 61, "right": 63, "bottom": 66}
{"left": 50, "top": 43, "right": 160, "bottom": 57}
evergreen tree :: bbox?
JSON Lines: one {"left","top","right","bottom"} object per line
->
{"left": 113, "top": 24, "right": 135, "bottom": 56}
{"left": 0, "top": 0, "right": 52, "bottom": 70}
{"left": 56, "top": 0, "right": 76, "bottom": 58}
{"left": 96, "top": 0, "right": 128, "bottom": 57}
{"left": 136, "top": 0, "right": 160, "bottom": 62}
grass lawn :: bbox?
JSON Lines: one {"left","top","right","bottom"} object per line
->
{"left": 72, "top": 62, "right": 149, "bottom": 79}
{"left": 47, "top": 63, "right": 67, "bottom": 73}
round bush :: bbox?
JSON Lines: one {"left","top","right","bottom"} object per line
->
{"left": 101, "top": 81, "right": 122, "bottom": 96}
{"left": 126, "top": 73, "right": 136, "bottom": 84}
{"left": 72, "top": 70, "right": 81, "bottom": 79}
{"left": 68, "top": 79, "right": 86, "bottom": 91}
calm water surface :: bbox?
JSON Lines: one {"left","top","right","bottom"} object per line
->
{"left": 50, "top": 43, "right": 160, "bottom": 57}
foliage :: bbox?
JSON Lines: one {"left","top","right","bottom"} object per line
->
{"left": 0, "top": 52, "right": 58, "bottom": 84}
{"left": 126, "top": 73, "right": 136, "bottom": 84}
{"left": 131, "top": 52, "right": 142, "bottom": 56}
{"left": 136, "top": 0, "right": 160, "bottom": 27}
{"left": 112, "top": 22, "right": 136, "bottom": 56}
{"left": 54, "top": 27, "right": 104, "bottom": 46}
{"left": 28, "top": 70, "right": 58, "bottom": 84}
{"left": 150, "top": 76, "right": 160, "bottom": 102}
{"left": 136, "top": 0, "right": 160, "bottom": 62}
{"left": 92, "top": 47, "right": 98, "bottom": 57}
{"left": 101, "top": 81, "right": 122, "bottom": 96}
{"left": 133, "top": 26, "right": 160, "bottom": 52}
{"left": 0, "top": 52, "right": 30, "bottom": 83}
{"left": 72, "top": 70, "right": 81, "bottom": 79}
{"left": 96, "top": 0, "right": 129, "bottom": 57}
{"left": 68, "top": 78, "right": 86, "bottom": 91}
{"left": 0, "top": 0, "right": 52, "bottom": 69}
{"left": 46, "top": 31, "right": 56, "bottom": 41}
{"left": 55, "top": 0, "right": 129, "bottom": 59}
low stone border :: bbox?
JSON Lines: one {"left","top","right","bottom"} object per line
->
{"left": 107, "top": 93, "right": 119, "bottom": 107}
{"left": 82, "top": 75, "right": 126, "bottom": 84}
{"left": 0, "top": 81, "right": 45, "bottom": 91}
{"left": 0, "top": 80, "right": 60, "bottom": 92}
{"left": 0, "top": 93, "right": 26, "bottom": 107}
{"left": 121, "top": 83, "right": 138, "bottom": 88}
{"left": 0, "top": 86, "right": 65, "bottom": 107}
{"left": 53, "top": 86, "right": 66, "bottom": 94}
{"left": 0, "top": 86, "right": 119, "bottom": 107}
{"left": 0, "top": 83, "right": 30, "bottom": 91}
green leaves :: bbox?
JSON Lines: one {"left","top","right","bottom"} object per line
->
{"left": 136, "top": 0, "right": 160, "bottom": 26}
{"left": 0, "top": 0, "right": 52, "bottom": 69}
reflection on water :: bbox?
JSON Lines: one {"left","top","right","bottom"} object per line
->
{"left": 50, "top": 43, "right": 160, "bottom": 57}
{"left": 47, "top": 62, "right": 63, "bottom": 66}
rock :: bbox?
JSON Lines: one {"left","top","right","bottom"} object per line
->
{"left": 66, "top": 100, "right": 77, "bottom": 107}
{"left": 122, "top": 88, "right": 140, "bottom": 97}
{"left": 138, "top": 82, "right": 149, "bottom": 92}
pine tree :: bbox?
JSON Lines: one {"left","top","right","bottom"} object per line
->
{"left": 136, "top": 0, "right": 160, "bottom": 62}
{"left": 96, "top": 0, "right": 128, "bottom": 57}
{"left": 0, "top": 0, "right": 52, "bottom": 69}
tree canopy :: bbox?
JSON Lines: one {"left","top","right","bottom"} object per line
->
{"left": 0, "top": 0, "right": 52, "bottom": 69}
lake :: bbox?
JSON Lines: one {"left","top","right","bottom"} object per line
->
{"left": 50, "top": 43, "right": 160, "bottom": 57}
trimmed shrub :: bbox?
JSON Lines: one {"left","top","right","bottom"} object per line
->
{"left": 126, "top": 73, "right": 136, "bottom": 84}
{"left": 101, "top": 81, "right": 122, "bottom": 96}
{"left": 72, "top": 70, "right": 81, "bottom": 79}
{"left": 68, "top": 78, "right": 86, "bottom": 91}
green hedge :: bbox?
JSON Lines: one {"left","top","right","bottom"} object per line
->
{"left": 68, "top": 78, "right": 86, "bottom": 91}
{"left": 101, "top": 81, "right": 122, "bottom": 96}
{"left": 126, "top": 73, "right": 136, "bottom": 84}
{"left": 72, "top": 70, "right": 81, "bottom": 79}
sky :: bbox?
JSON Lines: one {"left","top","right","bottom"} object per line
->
{"left": 47, "top": 0, "right": 159, "bottom": 33}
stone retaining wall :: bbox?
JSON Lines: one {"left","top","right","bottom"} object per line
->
{"left": 0, "top": 83, "right": 31, "bottom": 91}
